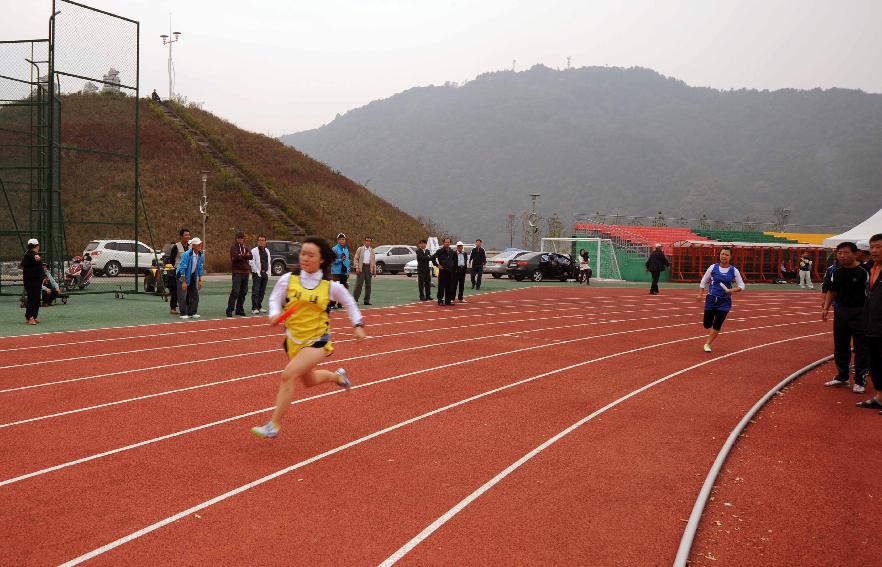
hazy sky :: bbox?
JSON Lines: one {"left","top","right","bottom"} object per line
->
{"left": 4, "top": 0, "right": 882, "bottom": 135}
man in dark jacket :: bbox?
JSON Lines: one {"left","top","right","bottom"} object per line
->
{"left": 454, "top": 241, "right": 469, "bottom": 302}
{"left": 431, "top": 237, "right": 457, "bottom": 306}
{"left": 469, "top": 239, "right": 487, "bottom": 290}
{"left": 857, "top": 233, "right": 882, "bottom": 410}
{"left": 645, "top": 244, "right": 670, "bottom": 295}
{"left": 415, "top": 239, "right": 433, "bottom": 301}
{"left": 226, "top": 231, "right": 253, "bottom": 317}
{"left": 21, "top": 238, "right": 43, "bottom": 324}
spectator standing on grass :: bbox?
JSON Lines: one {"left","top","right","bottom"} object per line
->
{"left": 469, "top": 239, "right": 487, "bottom": 290}
{"left": 250, "top": 235, "right": 270, "bottom": 315}
{"left": 331, "top": 233, "right": 350, "bottom": 309}
{"left": 416, "top": 239, "right": 432, "bottom": 301}
{"left": 166, "top": 228, "right": 190, "bottom": 315}
{"left": 454, "top": 241, "right": 469, "bottom": 302}
{"left": 432, "top": 237, "right": 457, "bottom": 306}
{"left": 822, "top": 242, "right": 869, "bottom": 393}
{"left": 352, "top": 236, "right": 376, "bottom": 306}
{"left": 646, "top": 244, "right": 669, "bottom": 295}
{"left": 21, "top": 238, "right": 43, "bottom": 325}
{"left": 579, "top": 249, "right": 592, "bottom": 285}
{"left": 856, "top": 234, "right": 882, "bottom": 411}
{"left": 226, "top": 231, "right": 252, "bottom": 317}
{"left": 41, "top": 267, "right": 60, "bottom": 305}
{"left": 798, "top": 253, "right": 814, "bottom": 289}
{"left": 176, "top": 237, "right": 204, "bottom": 319}
{"left": 697, "top": 246, "right": 745, "bottom": 352}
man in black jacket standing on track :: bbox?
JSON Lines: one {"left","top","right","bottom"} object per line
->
{"left": 415, "top": 239, "right": 433, "bottom": 301}
{"left": 431, "top": 237, "right": 457, "bottom": 306}
{"left": 645, "top": 244, "right": 670, "bottom": 295}
{"left": 470, "top": 239, "right": 487, "bottom": 290}
{"left": 857, "top": 234, "right": 882, "bottom": 411}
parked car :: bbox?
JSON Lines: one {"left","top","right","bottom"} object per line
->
{"left": 83, "top": 239, "right": 157, "bottom": 277}
{"left": 403, "top": 244, "right": 475, "bottom": 276}
{"left": 373, "top": 245, "right": 418, "bottom": 275}
{"left": 486, "top": 248, "right": 530, "bottom": 279}
{"left": 266, "top": 240, "right": 301, "bottom": 275}
{"left": 506, "top": 252, "right": 575, "bottom": 282}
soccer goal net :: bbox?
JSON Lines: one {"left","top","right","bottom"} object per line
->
{"left": 540, "top": 238, "right": 622, "bottom": 281}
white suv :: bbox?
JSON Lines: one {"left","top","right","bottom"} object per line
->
{"left": 83, "top": 239, "right": 157, "bottom": 277}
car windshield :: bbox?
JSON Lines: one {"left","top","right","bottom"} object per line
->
{"left": 374, "top": 245, "right": 392, "bottom": 255}
{"left": 84, "top": 241, "right": 99, "bottom": 252}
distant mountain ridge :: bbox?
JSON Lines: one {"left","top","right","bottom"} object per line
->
{"left": 281, "top": 65, "right": 882, "bottom": 245}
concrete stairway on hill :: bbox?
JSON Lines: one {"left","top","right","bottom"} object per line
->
{"left": 154, "top": 103, "right": 305, "bottom": 238}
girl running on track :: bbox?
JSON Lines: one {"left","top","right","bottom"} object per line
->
{"left": 251, "top": 236, "right": 366, "bottom": 439}
{"left": 698, "top": 247, "right": 745, "bottom": 352}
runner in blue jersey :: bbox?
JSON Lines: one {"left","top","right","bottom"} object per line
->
{"left": 697, "top": 247, "right": 745, "bottom": 352}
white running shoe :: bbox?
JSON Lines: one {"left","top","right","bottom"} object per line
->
{"left": 824, "top": 378, "right": 850, "bottom": 387}
{"left": 335, "top": 368, "right": 351, "bottom": 390}
{"left": 252, "top": 309, "right": 260, "bottom": 315}
{"left": 180, "top": 315, "right": 190, "bottom": 319}
{"left": 260, "top": 308, "right": 268, "bottom": 313}
{"left": 703, "top": 344, "right": 712, "bottom": 352}
{"left": 251, "top": 421, "right": 279, "bottom": 439}
{"left": 853, "top": 383, "right": 866, "bottom": 394}
{"left": 192, "top": 314, "right": 201, "bottom": 319}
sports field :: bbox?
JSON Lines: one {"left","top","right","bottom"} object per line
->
{"left": 2, "top": 282, "right": 880, "bottom": 565}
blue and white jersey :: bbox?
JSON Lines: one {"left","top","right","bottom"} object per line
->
{"left": 700, "top": 263, "right": 745, "bottom": 311}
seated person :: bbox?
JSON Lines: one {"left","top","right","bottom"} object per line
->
{"left": 42, "top": 269, "right": 61, "bottom": 305}
{"left": 151, "top": 89, "right": 162, "bottom": 103}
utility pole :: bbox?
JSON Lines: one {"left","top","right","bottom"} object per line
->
{"left": 528, "top": 193, "right": 541, "bottom": 251}
{"left": 160, "top": 15, "right": 181, "bottom": 101}
{"left": 200, "top": 171, "right": 209, "bottom": 255}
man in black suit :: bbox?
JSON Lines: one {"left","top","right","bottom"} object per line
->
{"left": 469, "top": 239, "right": 487, "bottom": 290}
{"left": 431, "top": 237, "right": 457, "bottom": 305}
{"left": 415, "top": 239, "right": 433, "bottom": 301}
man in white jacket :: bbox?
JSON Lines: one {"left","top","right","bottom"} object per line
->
{"left": 250, "top": 235, "right": 270, "bottom": 314}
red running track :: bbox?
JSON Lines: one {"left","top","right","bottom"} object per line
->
{"left": 0, "top": 287, "right": 834, "bottom": 565}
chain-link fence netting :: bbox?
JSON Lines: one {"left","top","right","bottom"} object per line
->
{"left": 1, "top": 1, "right": 158, "bottom": 303}
{"left": 0, "top": 39, "right": 51, "bottom": 295}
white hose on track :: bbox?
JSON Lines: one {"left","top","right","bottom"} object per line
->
{"left": 673, "top": 354, "right": 834, "bottom": 567}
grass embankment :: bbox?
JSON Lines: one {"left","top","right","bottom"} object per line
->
{"left": 1, "top": 93, "right": 430, "bottom": 273}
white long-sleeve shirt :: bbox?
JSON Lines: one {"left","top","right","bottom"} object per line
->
{"left": 268, "top": 271, "right": 363, "bottom": 327}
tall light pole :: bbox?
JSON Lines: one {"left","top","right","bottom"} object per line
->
{"left": 200, "top": 171, "right": 209, "bottom": 255}
{"left": 529, "top": 193, "right": 541, "bottom": 251}
{"left": 160, "top": 15, "right": 181, "bottom": 101}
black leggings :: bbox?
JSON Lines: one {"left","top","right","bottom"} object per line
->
{"left": 703, "top": 309, "right": 729, "bottom": 331}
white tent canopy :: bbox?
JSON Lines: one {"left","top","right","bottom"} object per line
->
{"left": 822, "top": 207, "right": 882, "bottom": 248}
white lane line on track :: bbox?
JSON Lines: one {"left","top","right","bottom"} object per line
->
{"left": 0, "top": 296, "right": 806, "bottom": 371}
{"left": 0, "top": 288, "right": 817, "bottom": 347}
{"left": 56, "top": 328, "right": 828, "bottom": 567}
{"left": 0, "top": 299, "right": 652, "bottom": 363}
{"left": 0, "top": 304, "right": 807, "bottom": 424}
{"left": 0, "top": 301, "right": 709, "bottom": 393}
{"left": 1, "top": 316, "right": 822, "bottom": 487}
{"left": 0, "top": 310, "right": 705, "bottom": 428}
{"left": 0, "top": 300, "right": 540, "bottom": 353}
{"left": 378, "top": 330, "right": 830, "bottom": 566}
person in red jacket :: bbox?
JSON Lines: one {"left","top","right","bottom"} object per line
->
{"left": 226, "top": 231, "right": 253, "bottom": 317}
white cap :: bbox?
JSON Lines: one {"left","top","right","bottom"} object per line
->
{"left": 190, "top": 237, "right": 202, "bottom": 246}
{"left": 857, "top": 239, "right": 870, "bottom": 251}
{"left": 456, "top": 241, "right": 464, "bottom": 246}
{"left": 27, "top": 238, "right": 39, "bottom": 246}
{"left": 655, "top": 243, "right": 662, "bottom": 248}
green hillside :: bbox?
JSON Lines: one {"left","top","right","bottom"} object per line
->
{"left": 0, "top": 93, "right": 429, "bottom": 272}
